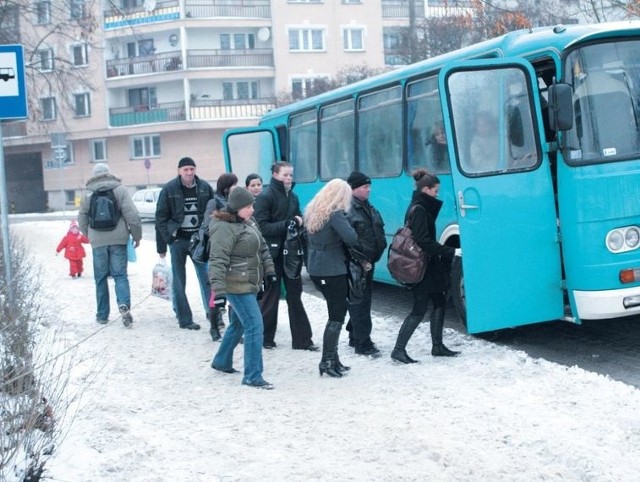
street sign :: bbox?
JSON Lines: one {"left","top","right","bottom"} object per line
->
{"left": 0, "top": 45, "right": 27, "bottom": 120}
{"left": 144, "top": 158, "right": 151, "bottom": 170}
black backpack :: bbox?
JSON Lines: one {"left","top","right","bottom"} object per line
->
{"left": 89, "top": 189, "right": 120, "bottom": 231}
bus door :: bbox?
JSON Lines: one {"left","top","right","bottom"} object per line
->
{"left": 439, "top": 59, "right": 564, "bottom": 333}
{"left": 223, "top": 127, "right": 280, "bottom": 183}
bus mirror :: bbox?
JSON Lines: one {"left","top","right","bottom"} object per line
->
{"left": 548, "top": 83, "right": 574, "bottom": 131}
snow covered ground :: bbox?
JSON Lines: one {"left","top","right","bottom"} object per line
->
{"left": 9, "top": 219, "right": 640, "bottom": 481}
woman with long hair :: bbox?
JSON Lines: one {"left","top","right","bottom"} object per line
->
{"left": 391, "top": 169, "right": 461, "bottom": 364}
{"left": 254, "top": 161, "right": 317, "bottom": 351}
{"left": 305, "top": 179, "right": 366, "bottom": 378}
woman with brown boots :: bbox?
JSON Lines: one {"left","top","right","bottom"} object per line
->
{"left": 391, "top": 169, "right": 462, "bottom": 364}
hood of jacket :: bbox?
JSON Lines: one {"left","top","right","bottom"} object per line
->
{"left": 86, "top": 173, "right": 122, "bottom": 192}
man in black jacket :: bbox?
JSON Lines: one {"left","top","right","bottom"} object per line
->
{"left": 155, "top": 157, "right": 215, "bottom": 331}
{"left": 346, "top": 171, "right": 387, "bottom": 357}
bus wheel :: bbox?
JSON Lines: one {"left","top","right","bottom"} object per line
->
{"left": 450, "top": 256, "right": 467, "bottom": 332}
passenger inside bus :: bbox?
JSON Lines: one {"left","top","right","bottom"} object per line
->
{"left": 425, "top": 121, "right": 449, "bottom": 172}
{"left": 466, "top": 110, "right": 500, "bottom": 173}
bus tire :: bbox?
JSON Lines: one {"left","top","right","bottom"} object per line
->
{"left": 450, "top": 256, "right": 467, "bottom": 332}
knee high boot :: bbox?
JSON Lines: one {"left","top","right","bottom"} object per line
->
{"left": 430, "top": 307, "right": 460, "bottom": 357}
{"left": 390, "top": 315, "right": 422, "bottom": 364}
{"left": 319, "top": 321, "right": 343, "bottom": 378}
{"left": 209, "top": 307, "right": 222, "bottom": 342}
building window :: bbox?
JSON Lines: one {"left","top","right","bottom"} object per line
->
{"left": 288, "top": 28, "right": 325, "bottom": 52}
{"left": 223, "top": 81, "right": 258, "bottom": 100}
{"left": 74, "top": 93, "right": 91, "bottom": 117}
{"left": 128, "top": 87, "right": 157, "bottom": 109}
{"left": 343, "top": 27, "right": 365, "bottom": 51}
{"left": 288, "top": 0, "right": 322, "bottom": 3}
{"left": 70, "top": 0, "right": 85, "bottom": 19}
{"left": 90, "top": 139, "right": 107, "bottom": 162}
{"left": 65, "top": 190, "right": 76, "bottom": 205}
{"left": 36, "top": 1, "right": 51, "bottom": 24}
{"left": 72, "top": 44, "right": 89, "bottom": 66}
{"left": 37, "top": 49, "right": 54, "bottom": 72}
{"left": 40, "top": 97, "right": 56, "bottom": 121}
{"left": 291, "top": 76, "right": 328, "bottom": 100}
{"left": 131, "top": 135, "right": 161, "bottom": 159}
{"left": 220, "top": 33, "right": 255, "bottom": 50}
{"left": 342, "top": 0, "right": 361, "bottom": 3}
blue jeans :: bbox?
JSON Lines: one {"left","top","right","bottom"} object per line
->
{"left": 92, "top": 244, "right": 130, "bottom": 320}
{"left": 169, "top": 238, "right": 210, "bottom": 325}
{"left": 213, "top": 293, "right": 265, "bottom": 385}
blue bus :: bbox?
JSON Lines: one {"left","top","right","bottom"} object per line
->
{"left": 222, "top": 22, "right": 640, "bottom": 335}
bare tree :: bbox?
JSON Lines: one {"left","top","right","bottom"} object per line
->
{"left": 0, "top": 0, "right": 100, "bottom": 134}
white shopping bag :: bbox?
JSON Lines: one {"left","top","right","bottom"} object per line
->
{"left": 151, "top": 260, "right": 172, "bottom": 301}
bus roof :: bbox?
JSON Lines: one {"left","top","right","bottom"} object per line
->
{"left": 260, "top": 21, "right": 640, "bottom": 123}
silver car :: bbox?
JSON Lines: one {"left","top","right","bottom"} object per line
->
{"left": 132, "top": 187, "right": 161, "bottom": 220}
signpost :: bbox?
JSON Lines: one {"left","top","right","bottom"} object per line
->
{"left": 51, "top": 133, "right": 68, "bottom": 216}
{"left": 0, "top": 44, "right": 27, "bottom": 304}
{"left": 144, "top": 158, "right": 151, "bottom": 187}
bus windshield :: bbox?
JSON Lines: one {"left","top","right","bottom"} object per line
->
{"left": 564, "top": 40, "right": 640, "bottom": 165}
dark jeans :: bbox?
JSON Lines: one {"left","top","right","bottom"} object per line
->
{"left": 169, "top": 237, "right": 210, "bottom": 326}
{"left": 259, "top": 257, "right": 313, "bottom": 348}
{"left": 311, "top": 274, "right": 349, "bottom": 324}
{"left": 347, "top": 269, "right": 375, "bottom": 349}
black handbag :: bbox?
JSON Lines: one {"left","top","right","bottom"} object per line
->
{"left": 283, "top": 220, "right": 305, "bottom": 279}
{"left": 189, "top": 231, "right": 209, "bottom": 264}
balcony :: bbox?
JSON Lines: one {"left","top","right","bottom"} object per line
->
{"left": 109, "top": 102, "right": 186, "bottom": 127}
{"left": 187, "top": 49, "right": 274, "bottom": 68}
{"left": 106, "top": 52, "right": 183, "bottom": 78}
{"left": 104, "top": 0, "right": 180, "bottom": 30}
{"left": 184, "top": 0, "right": 271, "bottom": 19}
{"left": 189, "top": 98, "right": 275, "bottom": 120}
{"left": 382, "top": 0, "right": 425, "bottom": 18}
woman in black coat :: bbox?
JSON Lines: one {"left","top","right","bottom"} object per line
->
{"left": 391, "top": 169, "right": 462, "bottom": 364}
{"left": 253, "top": 161, "right": 317, "bottom": 351}
{"left": 305, "top": 179, "right": 367, "bottom": 378}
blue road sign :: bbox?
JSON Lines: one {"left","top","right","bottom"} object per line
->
{"left": 0, "top": 45, "right": 27, "bottom": 120}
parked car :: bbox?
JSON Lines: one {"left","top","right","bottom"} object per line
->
{"left": 132, "top": 187, "right": 161, "bottom": 220}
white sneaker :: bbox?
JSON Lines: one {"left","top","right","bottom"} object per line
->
{"left": 119, "top": 304, "right": 133, "bottom": 328}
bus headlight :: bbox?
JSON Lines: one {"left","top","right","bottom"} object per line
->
{"left": 626, "top": 227, "right": 640, "bottom": 248}
{"left": 607, "top": 230, "right": 624, "bottom": 252}
{"left": 606, "top": 226, "right": 640, "bottom": 253}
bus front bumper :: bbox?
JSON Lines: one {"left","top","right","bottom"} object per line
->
{"left": 574, "top": 286, "right": 640, "bottom": 320}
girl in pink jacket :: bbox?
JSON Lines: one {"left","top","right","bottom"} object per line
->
{"left": 56, "top": 220, "right": 89, "bottom": 278}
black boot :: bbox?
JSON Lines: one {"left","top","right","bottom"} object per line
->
{"left": 430, "top": 307, "right": 460, "bottom": 357}
{"left": 209, "top": 307, "right": 222, "bottom": 342}
{"left": 319, "top": 321, "right": 343, "bottom": 378}
{"left": 335, "top": 353, "right": 351, "bottom": 373}
{"left": 391, "top": 315, "right": 422, "bottom": 364}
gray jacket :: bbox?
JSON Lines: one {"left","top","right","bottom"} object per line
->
{"left": 306, "top": 210, "right": 359, "bottom": 277}
{"left": 78, "top": 173, "right": 142, "bottom": 248}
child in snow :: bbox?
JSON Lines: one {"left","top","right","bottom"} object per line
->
{"left": 56, "top": 220, "right": 89, "bottom": 278}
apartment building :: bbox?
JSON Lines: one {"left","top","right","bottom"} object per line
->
{"left": 1, "top": 0, "right": 463, "bottom": 212}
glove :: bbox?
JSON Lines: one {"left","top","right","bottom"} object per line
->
{"left": 212, "top": 296, "right": 226, "bottom": 309}
{"left": 454, "top": 248, "right": 462, "bottom": 257}
{"left": 265, "top": 273, "right": 277, "bottom": 286}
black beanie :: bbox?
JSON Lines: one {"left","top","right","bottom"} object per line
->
{"left": 227, "top": 187, "right": 255, "bottom": 212}
{"left": 347, "top": 171, "right": 371, "bottom": 189}
{"left": 178, "top": 157, "right": 196, "bottom": 168}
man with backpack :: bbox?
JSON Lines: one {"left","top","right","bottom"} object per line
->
{"left": 79, "top": 163, "right": 142, "bottom": 326}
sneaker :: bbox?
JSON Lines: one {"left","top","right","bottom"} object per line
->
{"left": 242, "top": 380, "right": 274, "bottom": 390}
{"left": 355, "top": 344, "right": 382, "bottom": 358}
{"left": 119, "top": 304, "right": 133, "bottom": 328}
{"left": 179, "top": 322, "right": 201, "bottom": 330}
{"left": 263, "top": 341, "right": 276, "bottom": 350}
{"left": 96, "top": 318, "right": 108, "bottom": 325}
{"left": 211, "top": 363, "right": 239, "bottom": 374}
{"left": 294, "top": 342, "right": 319, "bottom": 352}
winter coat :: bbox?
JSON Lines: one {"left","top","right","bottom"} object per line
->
{"left": 306, "top": 210, "right": 360, "bottom": 277}
{"left": 56, "top": 231, "right": 89, "bottom": 260}
{"left": 253, "top": 177, "right": 302, "bottom": 261}
{"left": 208, "top": 210, "right": 275, "bottom": 297}
{"left": 78, "top": 173, "right": 142, "bottom": 248}
{"left": 406, "top": 190, "right": 455, "bottom": 293}
{"left": 347, "top": 197, "right": 387, "bottom": 263}
{"left": 155, "top": 175, "right": 215, "bottom": 244}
